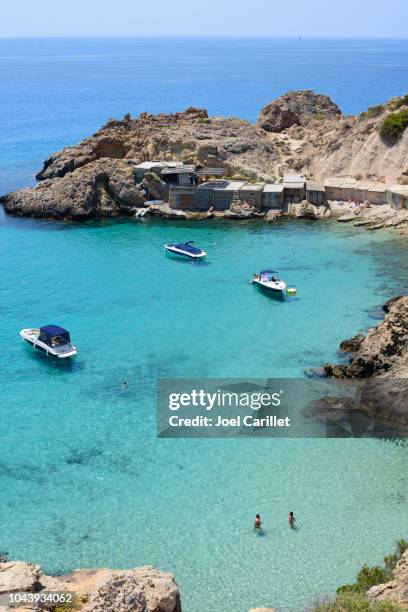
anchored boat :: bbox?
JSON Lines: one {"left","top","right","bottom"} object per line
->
{"left": 164, "top": 241, "right": 206, "bottom": 259}
{"left": 252, "top": 270, "right": 296, "bottom": 298}
{"left": 19, "top": 325, "right": 77, "bottom": 359}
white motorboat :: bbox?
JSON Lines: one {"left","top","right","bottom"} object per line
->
{"left": 19, "top": 325, "right": 77, "bottom": 359}
{"left": 252, "top": 269, "right": 295, "bottom": 298}
{"left": 164, "top": 241, "right": 206, "bottom": 259}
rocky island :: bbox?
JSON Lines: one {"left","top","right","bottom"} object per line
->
{"left": 2, "top": 90, "right": 408, "bottom": 226}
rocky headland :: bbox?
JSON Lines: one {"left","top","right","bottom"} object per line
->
{"left": 0, "top": 561, "right": 181, "bottom": 612}
{"left": 319, "top": 296, "right": 408, "bottom": 431}
{"left": 2, "top": 90, "right": 408, "bottom": 222}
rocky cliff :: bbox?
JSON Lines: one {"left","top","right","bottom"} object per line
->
{"left": 0, "top": 561, "right": 181, "bottom": 612}
{"left": 321, "top": 296, "right": 408, "bottom": 430}
{"left": 368, "top": 550, "right": 408, "bottom": 609}
{"left": 2, "top": 90, "right": 408, "bottom": 219}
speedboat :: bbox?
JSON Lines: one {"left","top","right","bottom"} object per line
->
{"left": 164, "top": 241, "right": 206, "bottom": 259}
{"left": 252, "top": 270, "right": 294, "bottom": 297}
{"left": 19, "top": 325, "right": 77, "bottom": 359}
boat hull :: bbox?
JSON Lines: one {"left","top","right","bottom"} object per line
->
{"left": 20, "top": 330, "right": 77, "bottom": 359}
{"left": 164, "top": 246, "right": 206, "bottom": 259}
{"left": 252, "top": 280, "right": 286, "bottom": 298}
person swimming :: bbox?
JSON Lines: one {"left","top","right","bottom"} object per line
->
{"left": 254, "top": 514, "right": 262, "bottom": 530}
{"left": 288, "top": 511, "right": 296, "bottom": 527}
{"left": 121, "top": 381, "right": 128, "bottom": 390}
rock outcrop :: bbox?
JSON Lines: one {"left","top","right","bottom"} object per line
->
{"left": 256, "top": 89, "right": 341, "bottom": 132}
{"left": 368, "top": 549, "right": 408, "bottom": 609}
{"left": 320, "top": 296, "right": 408, "bottom": 431}
{"left": 1, "top": 159, "right": 145, "bottom": 220}
{"left": 0, "top": 562, "right": 181, "bottom": 612}
{"left": 3, "top": 92, "right": 408, "bottom": 219}
{"left": 324, "top": 296, "right": 408, "bottom": 379}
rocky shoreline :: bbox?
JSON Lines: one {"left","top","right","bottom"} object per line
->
{"left": 2, "top": 90, "right": 408, "bottom": 226}
{"left": 315, "top": 295, "right": 408, "bottom": 431}
{"left": 0, "top": 561, "right": 181, "bottom": 612}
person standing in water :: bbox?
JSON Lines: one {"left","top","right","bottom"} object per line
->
{"left": 254, "top": 514, "right": 262, "bottom": 530}
{"left": 288, "top": 511, "right": 296, "bottom": 528}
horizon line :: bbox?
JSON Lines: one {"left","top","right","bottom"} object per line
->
{"left": 1, "top": 34, "right": 408, "bottom": 40}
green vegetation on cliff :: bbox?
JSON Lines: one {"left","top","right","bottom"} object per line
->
{"left": 379, "top": 110, "right": 408, "bottom": 142}
{"left": 311, "top": 540, "right": 408, "bottom": 612}
{"left": 312, "top": 593, "right": 403, "bottom": 611}
{"left": 361, "top": 105, "right": 385, "bottom": 119}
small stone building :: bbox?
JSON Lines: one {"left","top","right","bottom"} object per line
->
{"left": 387, "top": 185, "right": 408, "bottom": 210}
{"left": 306, "top": 181, "right": 326, "bottom": 205}
{"left": 283, "top": 174, "right": 305, "bottom": 205}
{"left": 197, "top": 180, "right": 247, "bottom": 211}
{"left": 262, "top": 184, "right": 283, "bottom": 209}
{"left": 169, "top": 186, "right": 198, "bottom": 210}
{"left": 238, "top": 183, "right": 264, "bottom": 209}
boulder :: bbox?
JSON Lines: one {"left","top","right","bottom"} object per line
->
{"left": 0, "top": 562, "right": 181, "bottom": 612}
{"left": 0, "top": 561, "right": 41, "bottom": 594}
{"left": 226, "top": 200, "right": 261, "bottom": 219}
{"left": 82, "top": 566, "right": 181, "bottom": 612}
{"left": 256, "top": 90, "right": 341, "bottom": 133}
{"left": 265, "top": 209, "right": 282, "bottom": 223}
{"left": 339, "top": 333, "right": 365, "bottom": 352}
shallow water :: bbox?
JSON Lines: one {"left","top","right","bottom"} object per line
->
{"left": 1, "top": 212, "right": 408, "bottom": 611}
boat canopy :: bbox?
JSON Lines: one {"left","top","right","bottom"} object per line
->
{"left": 39, "top": 325, "right": 71, "bottom": 345}
{"left": 171, "top": 242, "right": 203, "bottom": 255}
{"left": 260, "top": 269, "right": 278, "bottom": 275}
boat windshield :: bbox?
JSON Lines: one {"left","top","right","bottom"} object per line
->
{"left": 260, "top": 270, "right": 279, "bottom": 282}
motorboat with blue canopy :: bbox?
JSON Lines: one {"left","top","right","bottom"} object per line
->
{"left": 19, "top": 325, "right": 77, "bottom": 358}
{"left": 251, "top": 269, "right": 296, "bottom": 297}
{"left": 164, "top": 240, "right": 206, "bottom": 259}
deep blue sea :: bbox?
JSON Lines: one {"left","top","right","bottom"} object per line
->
{"left": 1, "top": 38, "right": 408, "bottom": 612}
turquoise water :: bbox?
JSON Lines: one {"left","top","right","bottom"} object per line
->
{"left": 2, "top": 37, "right": 408, "bottom": 193}
{"left": 2, "top": 36, "right": 408, "bottom": 611}
{"left": 2, "top": 210, "right": 408, "bottom": 611}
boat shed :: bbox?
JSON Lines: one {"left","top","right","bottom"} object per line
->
{"left": 197, "top": 180, "right": 247, "bottom": 211}
{"left": 324, "top": 178, "right": 358, "bottom": 202}
{"left": 386, "top": 185, "right": 408, "bottom": 210}
{"left": 161, "top": 165, "right": 197, "bottom": 186}
{"left": 306, "top": 181, "right": 326, "bottom": 205}
{"left": 262, "top": 184, "right": 284, "bottom": 209}
{"left": 169, "top": 185, "right": 198, "bottom": 210}
{"left": 134, "top": 161, "right": 168, "bottom": 182}
{"left": 238, "top": 183, "right": 264, "bottom": 209}
{"left": 283, "top": 174, "right": 306, "bottom": 204}
{"left": 356, "top": 182, "right": 387, "bottom": 205}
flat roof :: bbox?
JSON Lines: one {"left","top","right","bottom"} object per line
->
{"left": 134, "top": 161, "right": 167, "bottom": 170}
{"left": 196, "top": 167, "right": 225, "bottom": 176}
{"left": 283, "top": 174, "right": 305, "bottom": 184}
{"left": 263, "top": 184, "right": 284, "bottom": 193}
{"left": 324, "top": 177, "right": 358, "bottom": 188}
{"left": 283, "top": 182, "right": 305, "bottom": 189}
{"left": 134, "top": 161, "right": 185, "bottom": 170}
{"left": 306, "top": 181, "right": 325, "bottom": 192}
{"left": 198, "top": 180, "right": 247, "bottom": 191}
{"left": 388, "top": 185, "right": 408, "bottom": 196}
{"left": 240, "top": 182, "right": 264, "bottom": 191}
{"left": 161, "top": 165, "right": 196, "bottom": 175}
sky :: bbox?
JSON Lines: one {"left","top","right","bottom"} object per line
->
{"left": 1, "top": 0, "right": 408, "bottom": 38}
